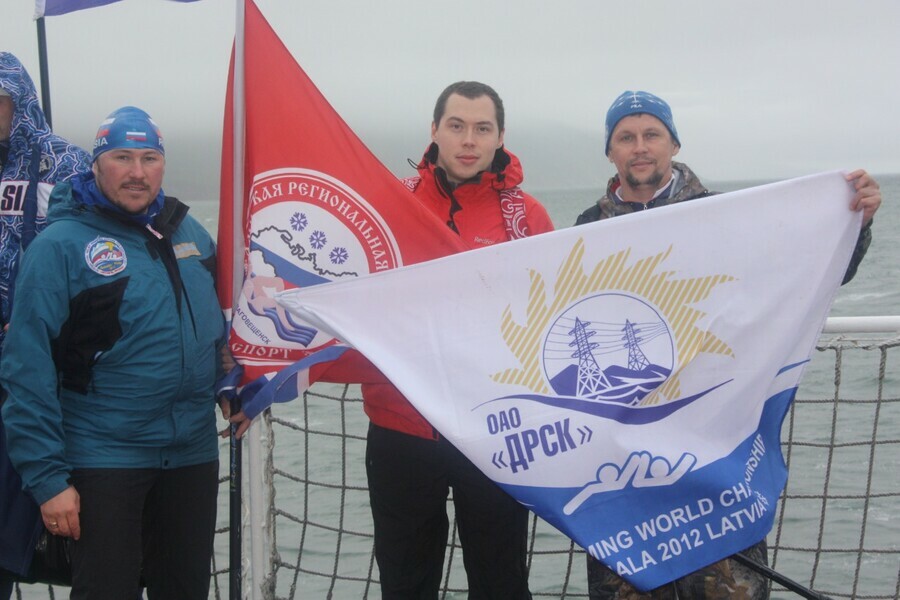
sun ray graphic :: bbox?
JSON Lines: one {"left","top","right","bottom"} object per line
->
{"left": 492, "top": 239, "right": 734, "bottom": 405}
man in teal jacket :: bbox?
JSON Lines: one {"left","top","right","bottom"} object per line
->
{"left": 0, "top": 106, "right": 226, "bottom": 599}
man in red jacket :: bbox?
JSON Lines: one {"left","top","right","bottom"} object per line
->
{"left": 364, "top": 81, "right": 553, "bottom": 599}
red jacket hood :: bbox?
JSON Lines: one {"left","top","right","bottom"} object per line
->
{"left": 415, "top": 143, "right": 525, "bottom": 191}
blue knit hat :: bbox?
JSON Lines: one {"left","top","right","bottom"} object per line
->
{"left": 604, "top": 91, "right": 679, "bottom": 155}
{"left": 92, "top": 106, "right": 164, "bottom": 161}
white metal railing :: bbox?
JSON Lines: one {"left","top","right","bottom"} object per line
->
{"left": 822, "top": 316, "right": 900, "bottom": 334}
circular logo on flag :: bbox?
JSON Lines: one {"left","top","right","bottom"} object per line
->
{"left": 233, "top": 168, "right": 402, "bottom": 364}
{"left": 248, "top": 168, "right": 401, "bottom": 277}
{"left": 542, "top": 293, "right": 674, "bottom": 405}
{"left": 84, "top": 236, "right": 127, "bottom": 276}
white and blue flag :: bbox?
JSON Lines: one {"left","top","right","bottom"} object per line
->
{"left": 35, "top": 0, "right": 199, "bottom": 18}
{"left": 277, "top": 172, "right": 860, "bottom": 590}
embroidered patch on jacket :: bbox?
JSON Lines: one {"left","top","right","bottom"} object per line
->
{"left": 173, "top": 242, "right": 202, "bottom": 259}
{"left": 84, "top": 237, "right": 127, "bottom": 276}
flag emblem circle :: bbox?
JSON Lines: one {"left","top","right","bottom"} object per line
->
{"left": 542, "top": 293, "right": 674, "bottom": 405}
{"left": 234, "top": 168, "right": 402, "bottom": 362}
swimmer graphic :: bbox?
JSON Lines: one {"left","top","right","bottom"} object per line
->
{"left": 563, "top": 451, "right": 696, "bottom": 515}
{"left": 243, "top": 274, "right": 317, "bottom": 346}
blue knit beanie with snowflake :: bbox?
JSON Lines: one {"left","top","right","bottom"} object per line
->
{"left": 605, "top": 91, "right": 679, "bottom": 155}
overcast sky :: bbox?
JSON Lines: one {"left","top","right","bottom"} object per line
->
{"left": 4, "top": 0, "right": 900, "bottom": 198}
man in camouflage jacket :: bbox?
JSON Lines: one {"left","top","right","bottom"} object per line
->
{"left": 575, "top": 90, "right": 881, "bottom": 600}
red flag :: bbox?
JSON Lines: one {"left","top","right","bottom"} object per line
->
{"left": 218, "top": 0, "right": 465, "bottom": 402}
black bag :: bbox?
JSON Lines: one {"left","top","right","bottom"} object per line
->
{"left": 21, "top": 528, "right": 71, "bottom": 587}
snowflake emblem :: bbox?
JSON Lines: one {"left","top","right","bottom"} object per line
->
{"left": 309, "top": 230, "right": 327, "bottom": 250}
{"left": 290, "top": 212, "right": 308, "bottom": 231}
{"left": 329, "top": 247, "right": 349, "bottom": 265}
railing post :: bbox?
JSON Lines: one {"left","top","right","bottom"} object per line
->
{"left": 246, "top": 411, "right": 275, "bottom": 599}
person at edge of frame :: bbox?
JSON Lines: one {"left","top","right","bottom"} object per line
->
{"left": 0, "top": 51, "right": 91, "bottom": 599}
{"left": 574, "top": 90, "right": 881, "bottom": 600}
{"left": 0, "top": 106, "right": 231, "bottom": 600}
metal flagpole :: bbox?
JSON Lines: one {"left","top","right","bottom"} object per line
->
{"left": 233, "top": 4, "right": 276, "bottom": 596}
{"left": 35, "top": 17, "right": 53, "bottom": 128}
{"left": 229, "top": 0, "right": 246, "bottom": 598}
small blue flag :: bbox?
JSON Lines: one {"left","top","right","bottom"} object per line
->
{"left": 35, "top": 0, "right": 200, "bottom": 18}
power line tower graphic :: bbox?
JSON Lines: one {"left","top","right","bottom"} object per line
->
{"left": 568, "top": 317, "right": 611, "bottom": 398}
{"left": 622, "top": 319, "right": 650, "bottom": 371}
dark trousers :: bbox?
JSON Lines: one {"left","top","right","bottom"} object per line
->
{"left": 0, "top": 572, "right": 12, "bottom": 600}
{"left": 68, "top": 461, "right": 218, "bottom": 600}
{"left": 366, "top": 423, "right": 532, "bottom": 600}
{"left": 0, "top": 414, "right": 43, "bottom": 583}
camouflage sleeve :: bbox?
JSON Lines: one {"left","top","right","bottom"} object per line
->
{"left": 586, "top": 539, "right": 769, "bottom": 600}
